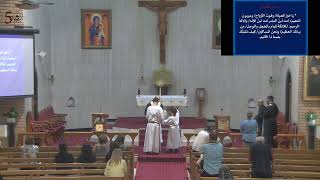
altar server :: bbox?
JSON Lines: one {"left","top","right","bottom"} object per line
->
{"left": 163, "top": 107, "right": 181, "bottom": 153}
{"left": 144, "top": 97, "right": 164, "bottom": 154}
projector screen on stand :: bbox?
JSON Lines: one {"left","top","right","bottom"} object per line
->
{"left": 0, "top": 34, "right": 34, "bottom": 97}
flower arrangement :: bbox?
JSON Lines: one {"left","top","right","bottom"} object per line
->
{"left": 305, "top": 111, "right": 318, "bottom": 126}
{"left": 3, "top": 107, "right": 19, "bottom": 119}
{"left": 305, "top": 112, "right": 317, "bottom": 121}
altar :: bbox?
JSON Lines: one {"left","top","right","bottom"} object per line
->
{"left": 136, "top": 95, "right": 188, "bottom": 107}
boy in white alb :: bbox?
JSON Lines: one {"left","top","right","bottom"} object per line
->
{"left": 163, "top": 107, "right": 181, "bottom": 153}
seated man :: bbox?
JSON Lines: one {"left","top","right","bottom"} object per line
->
{"left": 196, "top": 131, "right": 223, "bottom": 177}
{"left": 249, "top": 136, "right": 273, "bottom": 178}
{"left": 192, "top": 126, "right": 212, "bottom": 152}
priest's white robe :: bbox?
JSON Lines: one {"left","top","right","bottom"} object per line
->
{"left": 163, "top": 110, "right": 181, "bottom": 150}
{"left": 143, "top": 105, "right": 164, "bottom": 153}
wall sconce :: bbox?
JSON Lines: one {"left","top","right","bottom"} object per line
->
{"left": 37, "top": 51, "right": 48, "bottom": 59}
{"left": 66, "top": 97, "right": 76, "bottom": 107}
{"left": 196, "top": 88, "right": 207, "bottom": 101}
{"left": 248, "top": 98, "right": 256, "bottom": 108}
{"left": 138, "top": 64, "right": 144, "bottom": 80}
{"left": 269, "top": 76, "right": 275, "bottom": 86}
{"left": 196, "top": 88, "right": 207, "bottom": 118}
{"left": 48, "top": 74, "right": 54, "bottom": 85}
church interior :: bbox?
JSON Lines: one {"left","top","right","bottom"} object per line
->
{"left": 0, "top": 0, "right": 320, "bottom": 180}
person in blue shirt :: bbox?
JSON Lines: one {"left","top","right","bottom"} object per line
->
{"left": 196, "top": 131, "right": 223, "bottom": 177}
{"left": 240, "top": 111, "right": 258, "bottom": 147}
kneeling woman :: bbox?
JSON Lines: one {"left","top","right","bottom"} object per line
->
{"left": 163, "top": 107, "right": 182, "bottom": 153}
{"left": 104, "top": 148, "right": 127, "bottom": 177}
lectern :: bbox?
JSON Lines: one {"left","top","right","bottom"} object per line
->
{"left": 91, "top": 113, "right": 108, "bottom": 132}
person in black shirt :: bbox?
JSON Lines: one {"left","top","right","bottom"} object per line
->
{"left": 262, "top": 96, "right": 279, "bottom": 145}
{"left": 77, "top": 144, "right": 96, "bottom": 163}
{"left": 54, "top": 144, "right": 74, "bottom": 163}
{"left": 249, "top": 136, "right": 273, "bottom": 178}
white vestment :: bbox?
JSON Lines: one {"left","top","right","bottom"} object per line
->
{"left": 144, "top": 105, "right": 164, "bottom": 153}
{"left": 163, "top": 110, "right": 181, "bottom": 149}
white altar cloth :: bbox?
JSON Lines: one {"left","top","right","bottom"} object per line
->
{"left": 136, "top": 95, "right": 188, "bottom": 107}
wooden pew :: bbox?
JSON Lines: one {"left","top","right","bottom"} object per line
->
{"left": 0, "top": 163, "right": 106, "bottom": 170}
{"left": 0, "top": 149, "right": 134, "bottom": 180}
{"left": 0, "top": 169, "right": 104, "bottom": 176}
{"left": 0, "top": 146, "right": 82, "bottom": 153}
{"left": 5, "top": 176, "right": 124, "bottom": 180}
{"left": 0, "top": 152, "right": 81, "bottom": 158}
{"left": 190, "top": 150, "right": 320, "bottom": 180}
{"left": 199, "top": 178, "right": 320, "bottom": 180}
{"left": 274, "top": 171, "right": 320, "bottom": 179}
{"left": 0, "top": 157, "right": 106, "bottom": 164}
{"left": 224, "top": 148, "right": 320, "bottom": 154}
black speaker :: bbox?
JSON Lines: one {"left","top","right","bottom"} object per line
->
{"left": 308, "top": 125, "right": 316, "bottom": 149}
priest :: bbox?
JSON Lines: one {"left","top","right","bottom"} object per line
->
{"left": 144, "top": 97, "right": 164, "bottom": 154}
{"left": 262, "top": 96, "right": 279, "bottom": 146}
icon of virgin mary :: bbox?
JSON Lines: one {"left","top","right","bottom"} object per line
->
{"left": 89, "top": 14, "right": 105, "bottom": 46}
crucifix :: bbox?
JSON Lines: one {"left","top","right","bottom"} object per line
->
{"left": 139, "top": 0, "right": 187, "bottom": 64}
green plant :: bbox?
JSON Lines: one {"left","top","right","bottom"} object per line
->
{"left": 3, "top": 107, "right": 19, "bottom": 119}
{"left": 305, "top": 111, "right": 318, "bottom": 122}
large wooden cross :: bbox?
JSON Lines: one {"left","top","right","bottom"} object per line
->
{"left": 139, "top": 0, "right": 187, "bottom": 64}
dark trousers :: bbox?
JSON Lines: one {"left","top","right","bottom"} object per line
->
{"left": 251, "top": 171, "right": 272, "bottom": 178}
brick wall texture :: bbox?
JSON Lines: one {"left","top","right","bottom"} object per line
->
{"left": 298, "top": 57, "right": 320, "bottom": 149}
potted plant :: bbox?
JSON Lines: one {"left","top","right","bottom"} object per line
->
{"left": 305, "top": 111, "right": 318, "bottom": 126}
{"left": 3, "top": 107, "right": 19, "bottom": 124}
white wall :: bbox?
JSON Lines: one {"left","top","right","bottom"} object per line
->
{"left": 23, "top": 7, "right": 52, "bottom": 111}
{"left": 47, "top": 0, "right": 273, "bottom": 129}
{"left": 272, "top": 56, "right": 299, "bottom": 122}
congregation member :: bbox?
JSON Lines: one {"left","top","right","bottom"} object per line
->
{"left": 144, "top": 97, "right": 164, "bottom": 154}
{"left": 192, "top": 126, "right": 213, "bottom": 152}
{"left": 114, "top": 135, "right": 128, "bottom": 150}
{"left": 255, "top": 99, "right": 266, "bottom": 136}
{"left": 77, "top": 144, "right": 96, "bottom": 163}
{"left": 89, "top": 135, "right": 99, "bottom": 145}
{"left": 218, "top": 165, "right": 234, "bottom": 180}
{"left": 21, "top": 137, "right": 39, "bottom": 159}
{"left": 196, "top": 131, "right": 223, "bottom": 177}
{"left": 249, "top": 136, "right": 273, "bottom": 178}
{"left": 163, "top": 107, "right": 181, "bottom": 153}
{"left": 240, "top": 111, "right": 258, "bottom": 147}
{"left": 263, "top": 96, "right": 279, "bottom": 145}
{"left": 94, "top": 134, "right": 110, "bottom": 157}
{"left": 106, "top": 141, "right": 120, "bottom": 162}
{"left": 54, "top": 144, "right": 74, "bottom": 163}
{"left": 222, "top": 136, "right": 232, "bottom": 147}
{"left": 104, "top": 148, "right": 128, "bottom": 177}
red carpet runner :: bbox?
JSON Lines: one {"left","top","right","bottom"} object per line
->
{"left": 135, "top": 147, "right": 188, "bottom": 180}
{"left": 135, "top": 161, "right": 188, "bottom": 180}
